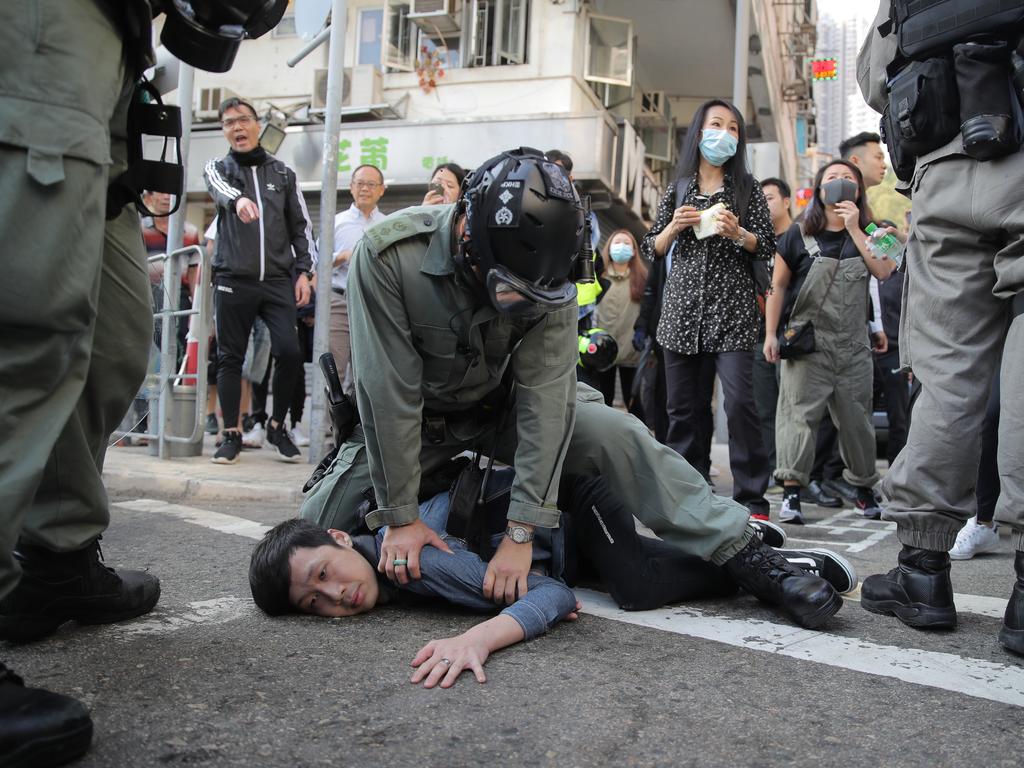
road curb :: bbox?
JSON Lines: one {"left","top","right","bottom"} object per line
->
{"left": 103, "top": 470, "right": 304, "bottom": 505}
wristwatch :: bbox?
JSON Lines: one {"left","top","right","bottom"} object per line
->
{"left": 505, "top": 524, "right": 534, "bottom": 544}
{"left": 732, "top": 227, "right": 748, "bottom": 246}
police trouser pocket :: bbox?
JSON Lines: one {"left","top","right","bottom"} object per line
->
{"left": 300, "top": 441, "right": 369, "bottom": 531}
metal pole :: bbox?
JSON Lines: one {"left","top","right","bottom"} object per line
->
{"left": 309, "top": 0, "right": 349, "bottom": 464}
{"left": 160, "top": 61, "right": 196, "bottom": 459}
{"left": 733, "top": 0, "right": 751, "bottom": 117}
{"left": 287, "top": 23, "right": 333, "bottom": 68}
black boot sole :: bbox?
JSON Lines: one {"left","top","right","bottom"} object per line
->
{"left": 789, "top": 589, "right": 843, "bottom": 629}
{"left": 3, "top": 718, "right": 92, "bottom": 768}
{"left": 0, "top": 583, "right": 160, "bottom": 642}
{"left": 861, "top": 597, "right": 957, "bottom": 629}
{"left": 999, "top": 625, "right": 1024, "bottom": 656}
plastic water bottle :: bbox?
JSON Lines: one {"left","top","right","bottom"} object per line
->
{"left": 865, "top": 223, "right": 900, "bottom": 260}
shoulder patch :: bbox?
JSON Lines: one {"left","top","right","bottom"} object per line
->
{"left": 364, "top": 208, "right": 442, "bottom": 255}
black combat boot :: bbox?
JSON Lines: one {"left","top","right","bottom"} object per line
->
{"left": 861, "top": 545, "right": 957, "bottom": 629}
{"left": 0, "top": 662, "right": 92, "bottom": 767}
{"left": 723, "top": 536, "right": 842, "bottom": 629}
{"left": 999, "top": 550, "right": 1024, "bottom": 656}
{"left": 0, "top": 539, "right": 160, "bottom": 642}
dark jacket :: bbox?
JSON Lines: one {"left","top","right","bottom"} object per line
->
{"left": 634, "top": 255, "right": 668, "bottom": 348}
{"left": 203, "top": 147, "right": 316, "bottom": 281}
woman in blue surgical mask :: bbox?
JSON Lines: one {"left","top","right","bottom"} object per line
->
{"left": 640, "top": 98, "right": 777, "bottom": 521}
{"left": 591, "top": 229, "right": 648, "bottom": 417}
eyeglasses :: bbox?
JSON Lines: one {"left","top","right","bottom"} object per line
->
{"left": 222, "top": 115, "right": 255, "bottom": 129}
{"left": 352, "top": 180, "right": 382, "bottom": 190}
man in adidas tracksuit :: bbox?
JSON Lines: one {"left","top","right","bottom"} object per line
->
{"left": 204, "top": 96, "right": 317, "bottom": 464}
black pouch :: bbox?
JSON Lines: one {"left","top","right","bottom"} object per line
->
{"left": 882, "top": 57, "right": 961, "bottom": 180}
{"left": 777, "top": 321, "right": 816, "bottom": 360}
{"left": 954, "top": 40, "right": 1019, "bottom": 160}
{"left": 447, "top": 460, "right": 485, "bottom": 543}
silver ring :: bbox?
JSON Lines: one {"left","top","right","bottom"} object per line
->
{"left": 439, "top": 658, "right": 452, "bottom": 666}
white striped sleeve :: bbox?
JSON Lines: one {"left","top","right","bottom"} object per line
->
{"left": 203, "top": 158, "right": 243, "bottom": 205}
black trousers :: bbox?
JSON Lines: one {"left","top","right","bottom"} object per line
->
{"left": 663, "top": 349, "right": 770, "bottom": 515}
{"left": 559, "top": 475, "right": 737, "bottom": 610}
{"left": 875, "top": 345, "right": 911, "bottom": 465}
{"left": 752, "top": 328, "right": 780, "bottom": 475}
{"left": 214, "top": 275, "right": 301, "bottom": 430}
{"left": 593, "top": 364, "right": 644, "bottom": 421}
{"left": 810, "top": 418, "right": 845, "bottom": 482}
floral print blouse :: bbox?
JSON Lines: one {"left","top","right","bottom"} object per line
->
{"left": 640, "top": 175, "right": 775, "bottom": 355}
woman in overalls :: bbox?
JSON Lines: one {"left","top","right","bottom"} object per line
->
{"left": 764, "top": 160, "right": 895, "bottom": 524}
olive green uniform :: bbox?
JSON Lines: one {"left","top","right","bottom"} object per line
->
{"left": 300, "top": 204, "right": 754, "bottom": 565}
{"left": 0, "top": 0, "right": 153, "bottom": 600}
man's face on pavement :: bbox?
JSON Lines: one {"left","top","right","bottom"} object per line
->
{"left": 221, "top": 105, "right": 260, "bottom": 153}
{"left": 851, "top": 142, "right": 887, "bottom": 188}
{"left": 287, "top": 530, "right": 379, "bottom": 618}
{"left": 350, "top": 166, "right": 385, "bottom": 214}
{"left": 761, "top": 185, "right": 790, "bottom": 226}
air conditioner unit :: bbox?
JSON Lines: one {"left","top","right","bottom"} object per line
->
{"left": 409, "top": 0, "right": 461, "bottom": 38}
{"left": 312, "top": 65, "right": 384, "bottom": 111}
{"left": 197, "top": 86, "right": 239, "bottom": 120}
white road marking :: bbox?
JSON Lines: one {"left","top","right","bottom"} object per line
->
{"left": 114, "top": 498, "right": 270, "bottom": 540}
{"left": 576, "top": 588, "right": 1024, "bottom": 709}
{"left": 107, "top": 598, "right": 253, "bottom": 637}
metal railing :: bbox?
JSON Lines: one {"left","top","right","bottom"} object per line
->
{"left": 111, "top": 243, "right": 211, "bottom": 458}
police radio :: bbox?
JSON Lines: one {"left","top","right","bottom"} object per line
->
{"left": 574, "top": 195, "right": 596, "bottom": 284}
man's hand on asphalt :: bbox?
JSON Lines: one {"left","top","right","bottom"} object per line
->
{"left": 378, "top": 518, "right": 452, "bottom": 585}
{"left": 294, "top": 273, "right": 311, "bottom": 307}
{"left": 483, "top": 533, "right": 533, "bottom": 605}
{"left": 235, "top": 196, "right": 260, "bottom": 223}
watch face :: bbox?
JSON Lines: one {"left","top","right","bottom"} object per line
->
{"left": 507, "top": 526, "right": 530, "bottom": 543}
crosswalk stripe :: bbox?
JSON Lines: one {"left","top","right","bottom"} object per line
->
{"left": 576, "top": 588, "right": 1024, "bottom": 709}
{"left": 115, "top": 498, "right": 270, "bottom": 540}
{"left": 105, "top": 597, "right": 254, "bottom": 637}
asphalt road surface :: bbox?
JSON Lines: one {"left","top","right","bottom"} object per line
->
{"left": 6, "top": 489, "right": 1023, "bottom": 768}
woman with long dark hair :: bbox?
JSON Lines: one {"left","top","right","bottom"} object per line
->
{"left": 764, "top": 160, "right": 895, "bottom": 525}
{"left": 594, "top": 229, "right": 648, "bottom": 416}
{"left": 641, "top": 99, "right": 776, "bottom": 519}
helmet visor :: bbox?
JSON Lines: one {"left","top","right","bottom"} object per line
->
{"left": 485, "top": 267, "right": 577, "bottom": 316}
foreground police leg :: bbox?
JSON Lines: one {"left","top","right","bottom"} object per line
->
{"left": 865, "top": 155, "right": 1024, "bottom": 631}
{"left": 561, "top": 384, "right": 841, "bottom": 628}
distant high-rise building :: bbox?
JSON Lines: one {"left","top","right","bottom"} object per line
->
{"left": 814, "top": 12, "right": 874, "bottom": 158}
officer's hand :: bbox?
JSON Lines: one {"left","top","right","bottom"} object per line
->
{"left": 483, "top": 535, "right": 532, "bottom": 605}
{"left": 763, "top": 333, "right": 780, "bottom": 364}
{"left": 632, "top": 329, "right": 648, "bottom": 352}
{"left": 379, "top": 519, "right": 453, "bottom": 585}
{"left": 235, "top": 196, "right": 260, "bottom": 223}
{"left": 294, "top": 274, "right": 311, "bottom": 307}
{"left": 871, "top": 330, "right": 889, "bottom": 354}
{"left": 669, "top": 205, "right": 701, "bottom": 237}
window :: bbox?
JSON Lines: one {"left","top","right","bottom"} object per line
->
{"left": 272, "top": 10, "right": 297, "bottom": 38}
{"left": 498, "top": 0, "right": 527, "bottom": 65}
{"left": 584, "top": 13, "right": 633, "bottom": 87}
{"left": 385, "top": 2, "right": 416, "bottom": 71}
{"left": 358, "top": 8, "right": 385, "bottom": 66}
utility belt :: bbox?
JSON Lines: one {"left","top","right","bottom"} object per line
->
{"left": 880, "top": 1, "right": 1024, "bottom": 181}
{"left": 422, "top": 397, "right": 508, "bottom": 445}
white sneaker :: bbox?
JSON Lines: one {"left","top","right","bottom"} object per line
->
{"left": 290, "top": 424, "right": 310, "bottom": 447}
{"left": 778, "top": 496, "right": 804, "bottom": 525}
{"left": 949, "top": 517, "right": 1000, "bottom": 560}
{"left": 242, "top": 422, "right": 264, "bottom": 449}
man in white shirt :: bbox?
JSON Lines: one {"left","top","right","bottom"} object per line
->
{"left": 329, "top": 164, "right": 387, "bottom": 394}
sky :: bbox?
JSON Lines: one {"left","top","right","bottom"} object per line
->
{"left": 817, "top": 0, "right": 875, "bottom": 24}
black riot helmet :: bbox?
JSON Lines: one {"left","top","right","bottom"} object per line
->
{"left": 578, "top": 328, "right": 618, "bottom": 373}
{"left": 459, "top": 148, "right": 585, "bottom": 316}
{"left": 160, "top": 1, "right": 290, "bottom": 73}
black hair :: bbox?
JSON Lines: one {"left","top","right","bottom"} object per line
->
{"left": 545, "top": 149, "right": 573, "bottom": 173}
{"left": 218, "top": 97, "right": 259, "bottom": 121}
{"left": 351, "top": 163, "right": 385, "bottom": 184}
{"left": 838, "top": 132, "right": 881, "bottom": 160}
{"left": 802, "top": 160, "right": 872, "bottom": 237}
{"left": 249, "top": 519, "right": 340, "bottom": 616}
{"left": 430, "top": 162, "right": 467, "bottom": 186}
{"left": 760, "top": 177, "right": 792, "bottom": 200}
{"left": 675, "top": 99, "right": 751, "bottom": 187}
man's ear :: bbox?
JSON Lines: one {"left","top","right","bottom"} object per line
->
{"left": 326, "top": 529, "right": 353, "bottom": 548}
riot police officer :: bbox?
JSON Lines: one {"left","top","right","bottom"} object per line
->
{"left": 301, "top": 148, "right": 842, "bottom": 631}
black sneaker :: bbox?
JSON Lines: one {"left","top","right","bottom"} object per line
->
{"left": 749, "top": 519, "right": 787, "bottom": 549}
{"left": 1000, "top": 550, "right": 1024, "bottom": 656}
{"left": 0, "top": 540, "right": 160, "bottom": 642}
{"left": 854, "top": 487, "right": 883, "bottom": 520}
{"left": 212, "top": 430, "right": 242, "bottom": 464}
{"left": 800, "top": 480, "right": 843, "bottom": 508}
{"left": 0, "top": 663, "right": 93, "bottom": 767}
{"left": 205, "top": 412, "right": 219, "bottom": 435}
{"left": 822, "top": 477, "right": 859, "bottom": 502}
{"left": 723, "top": 538, "right": 842, "bottom": 629}
{"left": 267, "top": 422, "right": 301, "bottom": 463}
{"left": 861, "top": 545, "right": 957, "bottom": 629}
{"left": 780, "top": 548, "right": 858, "bottom": 594}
